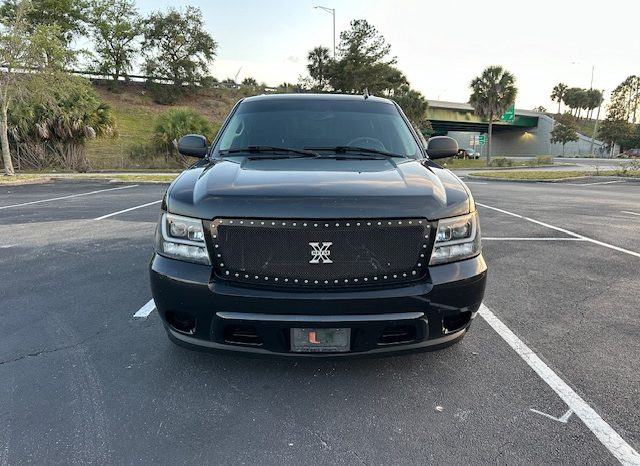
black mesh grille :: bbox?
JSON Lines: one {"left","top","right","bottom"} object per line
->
{"left": 210, "top": 218, "right": 431, "bottom": 288}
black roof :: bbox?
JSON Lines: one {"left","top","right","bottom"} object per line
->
{"left": 241, "top": 93, "right": 394, "bottom": 105}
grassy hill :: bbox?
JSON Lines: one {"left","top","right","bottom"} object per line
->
{"left": 85, "top": 81, "right": 255, "bottom": 170}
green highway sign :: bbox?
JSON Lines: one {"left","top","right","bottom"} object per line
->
{"left": 500, "top": 104, "right": 515, "bottom": 122}
{"left": 478, "top": 134, "right": 486, "bottom": 145}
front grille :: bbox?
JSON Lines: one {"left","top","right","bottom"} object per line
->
{"left": 210, "top": 218, "right": 432, "bottom": 288}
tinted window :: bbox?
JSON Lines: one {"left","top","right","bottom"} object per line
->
{"left": 217, "top": 99, "right": 420, "bottom": 157}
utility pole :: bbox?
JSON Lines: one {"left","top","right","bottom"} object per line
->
{"left": 314, "top": 6, "right": 336, "bottom": 59}
{"left": 590, "top": 89, "right": 604, "bottom": 157}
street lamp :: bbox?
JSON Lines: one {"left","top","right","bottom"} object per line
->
{"left": 314, "top": 6, "right": 335, "bottom": 59}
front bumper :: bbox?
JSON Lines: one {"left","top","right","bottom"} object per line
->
{"left": 149, "top": 253, "right": 487, "bottom": 357}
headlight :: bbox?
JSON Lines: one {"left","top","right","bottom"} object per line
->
{"left": 155, "top": 212, "right": 210, "bottom": 264}
{"left": 429, "top": 211, "right": 481, "bottom": 265}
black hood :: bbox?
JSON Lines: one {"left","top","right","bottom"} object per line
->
{"left": 166, "top": 157, "right": 470, "bottom": 220}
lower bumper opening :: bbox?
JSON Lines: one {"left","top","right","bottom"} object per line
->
{"left": 378, "top": 325, "right": 417, "bottom": 346}
{"left": 223, "top": 324, "right": 264, "bottom": 347}
{"left": 442, "top": 312, "right": 472, "bottom": 335}
{"left": 165, "top": 311, "right": 197, "bottom": 335}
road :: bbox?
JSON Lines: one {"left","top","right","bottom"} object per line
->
{"left": 1, "top": 179, "right": 639, "bottom": 465}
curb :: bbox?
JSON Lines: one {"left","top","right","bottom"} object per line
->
{"left": 0, "top": 177, "right": 54, "bottom": 186}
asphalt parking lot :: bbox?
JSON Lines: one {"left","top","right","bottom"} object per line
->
{"left": 1, "top": 178, "right": 639, "bottom": 465}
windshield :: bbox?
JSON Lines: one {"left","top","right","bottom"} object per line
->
{"left": 216, "top": 99, "right": 421, "bottom": 158}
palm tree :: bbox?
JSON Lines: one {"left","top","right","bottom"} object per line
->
{"left": 306, "top": 46, "right": 331, "bottom": 90}
{"left": 469, "top": 66, "right": 517, "bottom": 165}
{"left": 551, "top": 83, "right": 568, "bottom": 115}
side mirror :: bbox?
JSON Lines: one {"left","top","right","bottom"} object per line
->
{"left": 426, "top": 136, "right": 459, "bottom": 159}
{"left": 177, "top": 134, "right": 209, "bottom": 158}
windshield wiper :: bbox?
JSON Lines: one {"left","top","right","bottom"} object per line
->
{"left": 220, "top": 146, "right": 319, "bottom": 158}
{"left": 305, "top": 146, "right": 406, "bottom": 158}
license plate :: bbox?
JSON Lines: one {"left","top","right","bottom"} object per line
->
{"left": 290, "top": 328, "right": 351, "bottom": 353}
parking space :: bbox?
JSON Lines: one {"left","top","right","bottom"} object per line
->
{"left": 1, "top": 179, "right": 638, "bottom": 465}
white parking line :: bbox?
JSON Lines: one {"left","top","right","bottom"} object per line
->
{"left": 483, "top": 237, "right": 586, "bottom": 241}
{"left": 94, "top": 200, "right": 162, "bottom": 220}
{"left": 477, "top": 202, "right": 640, "bottom": 259}
{"left": 572, "top": 180, "right": 626, "bottom": 186}
{"left": 621, "top": 211, "right": 640, "bottom": 217}
{"left": 133, "top": 299, "right": 156, "bottom": 319}
{"left": 0, "top": 185, "right": 138, "bottom": 210}
{"left": 479, "top": 303, "right": 640, "bottom": 465}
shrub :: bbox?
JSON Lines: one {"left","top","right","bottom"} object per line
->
{"left": 154, "top": 108, "right": 215, "bottom": 165}
{"left": 534, "top": 155, "right": 553, "bottom": 165}
{"left": 147, "top": 81, "right": 181, "bottom": 105}
{"left": 490, "top": 157, "right": 514, "bottom": 167}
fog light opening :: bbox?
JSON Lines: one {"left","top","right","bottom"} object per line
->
{"left": 166, "top": 311, "right": 197, "bottom": 335}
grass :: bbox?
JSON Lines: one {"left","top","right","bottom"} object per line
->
{"left": 442, "top": 156, "right": 555, "bottom": 169}
{"left": 468, "top": 170, "right": 640, "bottom": 180}
{"left": 57, "top": 174, "right": 179, "bottom": 183}
{"left": 0, "top": 174, "right": 51, "bottom": 184}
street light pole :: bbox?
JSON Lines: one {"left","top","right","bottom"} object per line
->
{"left": 314, "top": 6, "right": 336, "bottom": 59}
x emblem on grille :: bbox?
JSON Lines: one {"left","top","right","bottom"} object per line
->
{"left": 309, "top": 242, "right": 333, "bottom": 264}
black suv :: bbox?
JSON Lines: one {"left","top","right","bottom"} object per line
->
{"left": 149, "top": 94, "right": 486, "bottom": 357}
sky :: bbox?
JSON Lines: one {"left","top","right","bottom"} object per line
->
{"left": 134, "top": 0, "right": 639, "bottom": 111}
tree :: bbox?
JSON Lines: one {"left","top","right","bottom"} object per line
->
{"left": 328, "top": 19, "right": 404, "bottom": 94}
{"left": 1, "top": 1, "right": 71, "bottom": 175}
{"left": 143, "top": 6, "right": 217, "bottom": 91}
{"left": 550, "top": 83, "right": 567, "bottom": 114}
{"left": 154, "top": 107, "right": 213, "bottom": 165}
{"left": 0, "top": 0, "right": 87, "bottom": 56}
{"left": 585, "top": 88, "right": 603, "bottom": 120}
{"left": 394, "top": 87, "right": 428, "bottom": 126}
{"left": 551, "top": 113, "right": 578, "bottom": 156}
{"left": 469, "top": 65, "right": 517, "bottom": 164}
{"left": 607, "top": 76, "right": 640, "bottom": 123}
{"left": 598, "top": 118, "right": 635, "bottom": 152}
{"left": 9, "top": 72, "right": 114, "bottom": 171}
{"left": 306, "top": 46, "right": 331, "bottom": 90}
{"left": 241, "top": 77, "right": 257, "bottom": 86}
{"left": 533, "top": 106, "right": 547, "bottom": 113}
{"left": 87, "top": 0, "right": 142, "bottom": 82}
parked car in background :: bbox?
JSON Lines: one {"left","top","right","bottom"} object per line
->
{"left": 620, "top": 148, "right": 640, "bottom": 158}
{"left": 456, "top": 148, "right": 480, "bottom": 159}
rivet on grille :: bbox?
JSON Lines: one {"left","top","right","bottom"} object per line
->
{"left": 235, "top": 273, "right": 239, "bottom": 277}
{"left": 271, "top": 222, "right": 275, "bottom": 225}
{"left": 346, "top": 223, "right": 350, "bottom": 227}
{"left": 294, "top": 279, "right": 299, "bottom": 283}
{"left": 264, "top": 277, "right": 269, "bottom": 280}
{"left": 275, "top": 278, "right": 279, "bottom": 281}
{"left": 425, "top": 235, "right": 429, "bottom": 238}
{"left": 402, "top": 273, "right": 407, "bottom": 277}
{"left": 304, "top": 279, "right": 309, "bottom": 283}
{"left": 419, "top": 220, "right": 423, "bottom": 224}
{"left": 293, "top": 223, "right": 297, "bottom": 226}
{"left": 245, "top": 274, "right": 249, "bottom": 278}
{"left": 282, "top": 222, "right": 286, "bottom": 226}
{"left": 284, "top": 278, "right": 289, "bottom": 282}
{"left": 377, "top": 222, "right": 381, "bottom": 225}
{"left": 384, "top": 275, "right": 388, "bottom": 279}
{"left": 212, "top": 234, "right": 217, "bottom": 239}
{"left": 220, "top": 263, "right": 224, "bottom": 267}
{"left": 409, "top": 221, "right": 413, "bottom": 224}
{"left": 214, "top": 244, "right": 219, "bottom": 248}
{"left": 255, "top": 275, "right": 259, "bottom": 279}
{"left": 354, "top": 278, "right": 358, "bottom": 282}
{"left": 303, "top": 223, "right": 307, "bottom": 227}
{"left": 335, "top": 223, "right": 339, "bottom": 227}
{"left": 261, "top": 221, "right": 265, "bottom": 225}
{"left": 334, "top": 280, "right": 339, "bottom": 283}
{"left": 314, "top": 280, "right": 319, "bottom": 284}
{"left": 412, "top": 271, "right": 417, "bottom": 275}
{"left": 344, "top": 279, "right": 349, "bottom": 283}
{"left": 229, "top": 220, "right": 233, "bottom": 224}
{"left": 314, "top": 223, "right": 318, "bottom": 227}
{"left": 420, "top": 253, "right": 425, "bottom": 257}
{"left": 364, "top": 277, "right": 368, "bottom": 281}
{"left": 374, "top": 277, "right": 378, "bottom": 280}
{"left": 225, "top": 271, "right": 230, "bottom": 275}
{"left": 399, "top": 221, "right": 402, "bottom": 224}
{"left": 418, "top": 263, "right": 422, "bottom": 267}
{"left": 250, "top": 221, "right": 254, "bottom": 225}
{"left": 393, "top": 274, "right": 397, "bottom": 278}
{"left": 217, "top": 254, "right": 222, "bottom": 258}
{"left": 423, "top": 244, "right": 427, "bottom": 248}
{"left": 324, "top": 280, "right": 328, "bottom": 284}
{"left": 367, "top": 222, "right": 371, "bottom": 226}
{"left": 240, "top": 221, "right": 244, "bottom": 224}
{"left": 325, "top": 224, "right": 329, "bottom": 227}
{"left": 388, "top": 221, "right": 392, "bottom": 225}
